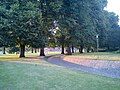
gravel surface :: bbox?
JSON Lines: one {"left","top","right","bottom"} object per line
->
{"left": 47, "top": 55, "right": 120, "bottom": 78}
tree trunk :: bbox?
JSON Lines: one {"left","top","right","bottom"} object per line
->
{"left": 66, "top": 46, "right": 72, "bottom": 55}
{"left": 40, "top": 48, "right": 45, "bottom": 56}
{"left": 61, "top": 36, "right": 65, "bottom": 54}
{"left": 35, "top": 48, "right": 37, "bottom": 53}
{"left": 19, "top": 44, "right": 25, "bottom": 58}
{"left": 79, "top": 45, "right": 83, "bottom": 53}
{"left": 91, "top": 48, "right": 94, "bottom": 52}
{"left": 38, "top": 48, "right": 40, "bottom": 52}
{"left": 3, "top": 46, "right": 6, "bottom": 54}
{"left": 31, "top": 48, "right": 33, "bottom": 53}
{"left": 87, "top": 47, "right": 90, "bottom": 53}
{"left": 71, "top": 45, "right": 74, "bottom": 53}
{"left": 107, "top": 45, "right": 110, "bottom": 51}
{"left": 61, "top": 44, "right": 64, "bottom": 54}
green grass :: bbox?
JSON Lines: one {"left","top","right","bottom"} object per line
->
{"left": 70, "top": 52, "right": 120, "bottom": 61}
{"left": 0, "top": 53, "right": 42, "bottom": 61}
{"left": 0, "top": 52, "right": 60, "bottom": 61}
{"left": 0, "top": 54, "right": 19, "bottom": 61}
{"left": 0, "top": 60, "right": 120, "bottom": 90}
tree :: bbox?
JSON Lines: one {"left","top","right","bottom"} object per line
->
{"left": 0, "top": 0, "right": 63, "bottom": 57}
{"left": 88, "top": 0, "right": 108, "bottom": 49}
{"left": 104, "top": 11, "right": 120, "bottom": 50}
{"left": 63, "top": 0, "right": 97, "bottom": 53}
{"left": 73, "top": 0, "right": 108, "bottom": 52}
{"left": 56, "top": 0, "right": 76, "bottom": 55}
{"left": 0, "top": 4, "right": 15, "bottom": 54}
{"left": 54, "top": 0, "right": 108, "bottom": 54}
{"left": 37, "top": 0, "right": 62, "bottom": 56}
{"left": 0, "top": 0, "right": 44, "bottom": 57}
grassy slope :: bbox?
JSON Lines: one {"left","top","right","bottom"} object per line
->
{"left": 70, "top": 52, "right": 120, "bottom": 61}
{"left": 0, "top": 61, "right": 120, "bottom": 90}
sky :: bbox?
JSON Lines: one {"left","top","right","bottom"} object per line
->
{"left": 105, "top": 0, "right": 120, "bottom": 24}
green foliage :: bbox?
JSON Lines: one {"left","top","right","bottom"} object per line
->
{"left": 0, "top": 0, "right": 47, "bottom": 57}
{"left": 0, "top": 5, "right": 14, "bottom": 47}
{"left": 0, "top": 0, "right": 120, "bottom": 55}
{"left": 55, "top": 0, "right": 108, "bottom": 51}
{"left": 104, "top": 11, "right": 120, "bottom": 50}
{"left": 9, "top": 46, "right": 19, "bottom": 53}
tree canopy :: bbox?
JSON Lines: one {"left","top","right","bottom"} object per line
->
{"left": 0, "top": 0, "right": 120, "bottom": 57}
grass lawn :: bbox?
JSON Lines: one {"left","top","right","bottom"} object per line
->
{"left": 69, "top": 52, "right": 120, "bottom": 61}
{"left": 0, "top": 52, "right": 60, "bottom": 61}
{"left": 0, "top": 54, "right": 19, "bottom": 61}
{"left": 0, "top": 60, "right": 120, "bottom": 90}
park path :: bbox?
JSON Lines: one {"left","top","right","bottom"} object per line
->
{"left": 47, "top": 55, "right": 120, "bottom": 78}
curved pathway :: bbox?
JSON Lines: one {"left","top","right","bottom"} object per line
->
{"left": 47, "top": 55, "right": 120, "bottom": 78}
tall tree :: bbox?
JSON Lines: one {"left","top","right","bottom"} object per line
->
{"left": 0, "top": 4, "right": 15, "bottom": 54}
{"left": 104, "top": 11, "right": 120, "bottom": 50}
{"left": 56, "top": 0, "right": 76, "bottom": 55}
{"left": 37, "top": 0, "right": 62, "bottom": 56}
{"left": 0, "top": 0, "right": 44, "bottom": 57}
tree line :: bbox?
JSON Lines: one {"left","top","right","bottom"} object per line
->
{"left": 0, "top": 0, "right": 120, "bottom": 57}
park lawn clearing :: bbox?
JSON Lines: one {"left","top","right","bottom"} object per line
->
{"left": 67, "top": 52, "right": 120, "bottom": 61}
{"left": 0, "top": 52, "right": 60, "bottom": 61}
{"left": 0, "top": 54, "right": 19, "bottom": 61}
{"left": 0, "top": 53, "right": 40, "bottom": 61}
{"left": 0, "top": 60, "right": 120, "bottom": 90}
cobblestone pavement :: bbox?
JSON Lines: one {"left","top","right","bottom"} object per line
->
{"left": 47, "top": 55, "right": 120, "bottom": 78}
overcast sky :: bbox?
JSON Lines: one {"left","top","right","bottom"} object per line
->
{"left": 105, "top": 0, "right": 120, "bottom": 24}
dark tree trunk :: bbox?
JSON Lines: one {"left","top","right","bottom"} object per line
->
{"left": 91, "top": 48, "right": 94, "bottom": 52}
{"left": 87, "top": 47, "right": 90, "bottom": 53}
{"left": 61, "top": 44, "right": 64, "bottom": 54}
{"left": 61, "top": 36, "right": 65, "bottom": 54}
{"left": 79, "top": 48, "right": 81, "bottom": 53}
{"left": 31, "top": 48, "right": 33, "bottom": 53}
{"left": 35, "top": 48, "right": 37, "bottom": 53}
{"left": 79, "top": 45, "right": 83, "bottom": 53}
{"left": 38, "top": 48, "right": 40, "bottom": 52}
{"left": 107, "top": 45, "right": 110, "bottom": 51}
{"left": 3, "top": 46, "right": 6, "bottom": 54}
{"left": 71, "top": 45, "right": 74, "bottom": 53}
{"left": 40, "top": 48, "right": 45, "bottom": 56}
{"left": 66, "top": 46, "right": 72, "bottom": 55}
{"left": 19, "top": 44, "right": 25, "bottom": 58}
